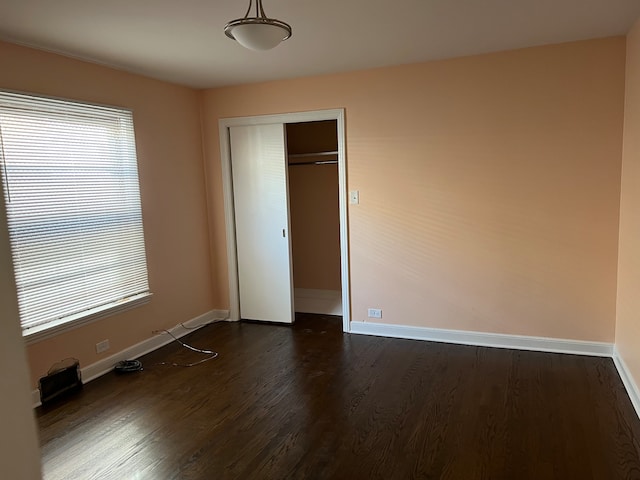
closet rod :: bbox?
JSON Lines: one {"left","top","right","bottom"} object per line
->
{"left": 288, "top": 160, "right": 338, "bottom": 166}
{"left": 288, "top": 150, "right": 338, "bottom": 158}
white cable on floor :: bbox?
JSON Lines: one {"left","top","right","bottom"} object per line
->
{"left": 152, "top": 328, "right": 219, "bottom": 367}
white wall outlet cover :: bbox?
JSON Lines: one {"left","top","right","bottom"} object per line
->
{"left": 349, "top": 190, "right": 359, "bottom": 204}
{"left": 367, "top": 308, "right": 382, "bottom": 318}
{"left": 96, "top": 339, "right": 110, "bottom": 354}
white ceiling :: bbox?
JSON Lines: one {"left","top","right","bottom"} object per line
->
{"left": 1, "top": 0, "right": 639, "bottom": 89}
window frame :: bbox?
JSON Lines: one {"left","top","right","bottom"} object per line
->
{"left": 0, "top": 89, "right": 152, "bottom": 344}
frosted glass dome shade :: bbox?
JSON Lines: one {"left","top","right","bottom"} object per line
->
{"left": 226, "top": 22, "right": 291, "bottom": 51}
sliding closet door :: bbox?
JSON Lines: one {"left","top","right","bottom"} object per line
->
{"left": 230, "top": 124, "right": 294, "bottom": 323}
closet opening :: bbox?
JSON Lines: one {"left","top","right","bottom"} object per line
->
{"left": 286, "top": 120, "right": 342, "bottom": 319}
{"left": 219, "top": 108, "right": 350, "bottom": 332}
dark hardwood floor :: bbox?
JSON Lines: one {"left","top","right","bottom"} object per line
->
{"left": 37, "top": 314, "right": 640, "bottom": 479}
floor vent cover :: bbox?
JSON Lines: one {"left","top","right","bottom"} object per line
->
{"left": 39, "top": 359, "right": 82, "bottom": 405}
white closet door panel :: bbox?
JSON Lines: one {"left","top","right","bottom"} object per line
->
{"left": 230, "top": 124, "right": 294, "bottom": 323}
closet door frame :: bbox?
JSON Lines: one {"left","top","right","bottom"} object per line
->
{"left": 218, "top": 109, "right": 351, "bottom": 333}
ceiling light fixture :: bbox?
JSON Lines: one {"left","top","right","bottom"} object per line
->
{"left": 224, "top": 0, "right": 292, "bottom": 51}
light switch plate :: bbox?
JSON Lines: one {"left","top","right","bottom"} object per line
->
{"left": 350, "top": 190, "right": 359, "bottom": 204}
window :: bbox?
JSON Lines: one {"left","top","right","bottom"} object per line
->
{"left": 0, "top": 91, "right": 151, "bottom": 342}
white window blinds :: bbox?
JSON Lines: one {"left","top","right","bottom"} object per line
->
{"left": 0, "top": 91, "right": 150, "bottom": 336}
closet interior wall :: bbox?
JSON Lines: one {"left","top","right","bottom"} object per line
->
{"left": 286, "top": 120, "right": 342, "bottom": 315}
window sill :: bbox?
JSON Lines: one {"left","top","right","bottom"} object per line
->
{"left": 23, "top": 293, "right": 153, "bottom": 345}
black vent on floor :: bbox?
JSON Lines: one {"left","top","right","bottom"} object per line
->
{"left": 39, "top": 359, "right": 82, "bottom": 405}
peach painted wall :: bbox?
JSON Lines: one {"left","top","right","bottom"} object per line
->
{"left": 202, "top": 37, "right": 625, "bottom": 341}
{"left": 616, "top": 19, "right": 640, "bottom": 386}
{"left": 0, "top": 181, "right": 41, "bottom": 477}
{"left": 287, "top": 121, "right": 341, "bottom": 291}
{"left": 0, "top": 41, "right": 215, "bottom": 387}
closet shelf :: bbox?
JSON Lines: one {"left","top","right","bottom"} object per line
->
{"left": 289, "top": 160, "right": 337, "bottom": 166}
{"left": 287, "top": 150, "right": 338, "bottom": 158}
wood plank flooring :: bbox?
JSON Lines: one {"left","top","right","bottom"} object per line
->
{"left": 37, "top": 314, "right": 640, "bottom": 479}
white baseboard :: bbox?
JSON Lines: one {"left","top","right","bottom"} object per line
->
{"left": 32, "top": 309, "right": 229, "bottom": 408}
{"left": 294, "top": 288, "right": 342, "bottom": 316}
{"left": 613, "top": 348, "right": 640, "bottom": 420}
{"left": 31, "top": 388, "right": 41, "bottom": 409}
{"left": 350, "top": 321, "right": 614, "bottom": 357}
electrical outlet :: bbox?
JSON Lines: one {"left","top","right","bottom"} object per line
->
{"left": 367, "top": 308, "right": 382, "bottom": 319}
{"left": 95, "top": 339, "right": 110, "bottom": 354}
